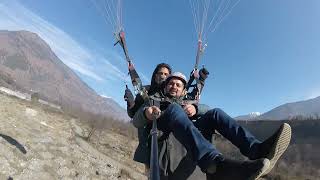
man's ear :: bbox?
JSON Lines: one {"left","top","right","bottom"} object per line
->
{"left": 182, "top": 88, "right": 187, "bottom": 96}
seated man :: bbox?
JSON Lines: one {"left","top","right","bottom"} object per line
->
{"left": 133, "top": 72, "right": 292, "bottom": 180}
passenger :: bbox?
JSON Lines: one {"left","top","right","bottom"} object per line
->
{"left": 133, "top": 72, "right": 291, "bottom": 180}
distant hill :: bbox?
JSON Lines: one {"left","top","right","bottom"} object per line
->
{"left": 235, "top": 96, "right": 320, "bottom": 121}
{"left": 0, "top": 30, "right": 128, "bottom": 121}
{"left": 258, "top": 96, "right": 320, "bottom": 120}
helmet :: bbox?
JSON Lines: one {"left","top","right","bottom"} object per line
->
{"left": 165, "top": 72, "right": 187, "bottom": 85}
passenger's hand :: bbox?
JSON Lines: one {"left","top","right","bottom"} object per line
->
{"left": 145, "top": 106, "right": 161, "bottom": 121}
{"left": 183, "top": 104, "right": 196, "bottom": 117}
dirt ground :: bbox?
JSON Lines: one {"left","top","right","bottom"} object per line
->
{"left": 0, "top": 92, "right": 146, "bottom": 180}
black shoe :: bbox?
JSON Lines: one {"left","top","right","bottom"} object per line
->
{"left": 206, "top": 158, "right": 270, "bottom": 180}
{"left": 252, "top": 123, "right": 292, "bottom": 176}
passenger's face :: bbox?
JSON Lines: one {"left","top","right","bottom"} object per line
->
{"left": 165, "top": 78, "right": 186, "bottom": 98}
{"left": 155, "top": 67, "right": 170, "bottom": 84}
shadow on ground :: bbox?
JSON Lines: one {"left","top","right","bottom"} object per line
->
{"left": 0, "top": 133, "right": 27, "bottom": 154}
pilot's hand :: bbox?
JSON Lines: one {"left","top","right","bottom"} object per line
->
{"left": 124, "top": 88, "right": 134, "bottom": 108}
{"left": 199, "top": 67, "right": 209, "bottom": 81}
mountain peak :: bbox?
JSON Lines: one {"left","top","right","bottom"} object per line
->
{"left": 249, "top": 112, "right": 261, "bottom": 117}
{"left": 234, "top": 112, "right": 261, "bottom": 121}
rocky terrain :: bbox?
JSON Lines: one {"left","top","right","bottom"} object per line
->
{"left": 0, "top": 91, "right": 146, "bottom": 180}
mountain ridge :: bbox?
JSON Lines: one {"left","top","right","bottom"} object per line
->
{"left": 0, "top": 30, "right": 128, "bottom": 121}
{"left": 258, "top": 96, "right": 320, "bottom": 120}
{"left": 235, "top": 96, "right": 320, "bottom": 120}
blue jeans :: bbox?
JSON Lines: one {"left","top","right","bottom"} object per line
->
{"left": 194, "top": 108, "right": 261, "bottom": 158}
{"left": 157, "top": 104, "right": 261, "bottom": 170}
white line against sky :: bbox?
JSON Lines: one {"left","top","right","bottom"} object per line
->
{"left": 0, "top": 0, "right": 129, "bottom": 83}
{"left": 305, "top": 88, "right": 320, "bottom": 100}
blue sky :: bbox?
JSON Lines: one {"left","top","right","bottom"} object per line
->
{"left": 0, "top": 0, "right": 320, "bottom": 117}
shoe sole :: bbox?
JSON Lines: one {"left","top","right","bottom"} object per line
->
{"left": 248, "top": 158, "right": 270, "bottom": 180}
{"left": 206, "top": 158, "right": 270, "bottom": 180}
{"left": 262, "top": 123, "right": 292, "bottom": 176}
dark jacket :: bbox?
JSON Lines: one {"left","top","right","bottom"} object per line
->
{"left": 131, "top": 86, "right": 166, "bottom": 164}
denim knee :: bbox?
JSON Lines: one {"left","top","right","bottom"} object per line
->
{"left": 205, "top": 108, "right": 228, "bottom": 122}
{"left": 163, "top": 104, "right": 185, "bottom": 120}
{"left": 160, "top": 104, "right": 192, "bottom": 129}
{"left": 203, "top": 108, "right": 220, "bottom": 122}
{"left": 206, "top": 108, "right": 223, "bottom": 116}
{"left": 165, "top": 104, "right": 184, "bottom": 114}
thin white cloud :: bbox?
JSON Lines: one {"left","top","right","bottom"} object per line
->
{"left": 66, "top": 62, "right": 104, "bottom": 81}
{"left": 140, "top": 73, "right": 151, "bottom": 84}
{"left": 100, "top": 94, "right": 112, "bottom": 99}
{"left": 0, "top": 0, "right": 127, "bottom": 83}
